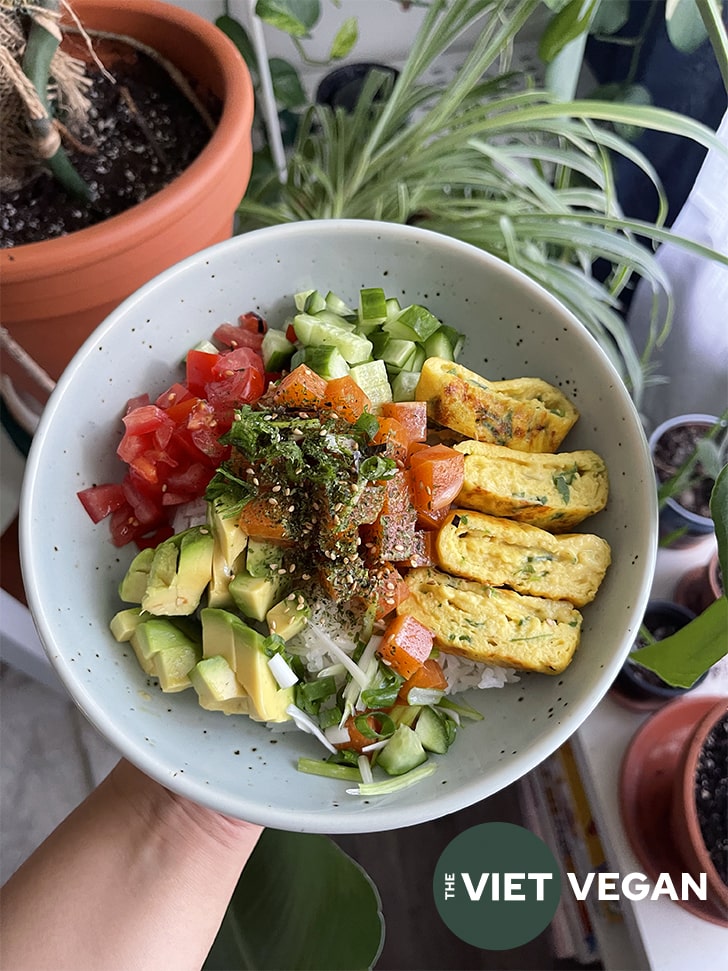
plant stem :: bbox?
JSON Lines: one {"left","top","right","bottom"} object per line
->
{"left": 22, "top": 0, "right": 95, "bottom": 201}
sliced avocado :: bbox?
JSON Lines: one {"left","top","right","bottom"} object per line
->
{"left": 110, "top": 607, "right": 145, "bottom": 642}
{"left": 245, "top": 539, "right": 286, "bottom": 578}
{"left": 229, "top": 569, "right": 288, "bottom": 622}
{"left": 201, "top": 606, "right": 239, "bottom": 671}
{"left": 208, "top": 549, "right": 247, "bottom": 609}
{"left": 377, "top": 724, "right": 427, "bottom": 776}
{"left": 142, "top": 526, "right": 214, "bottom": 616}
{"left": 189, "top": 656, "right": 249, "bottom": 715}
{"left": 130, "top": 617, "right": 201, "bottom": 690}
{"left": 266, "top": 594, "right": 310, "bottom": 641}
{"left": 200, "top": 608, "right": 292, "bottom": 722}
{"left": 208, "top": 498, "right": 248, "bottom": 565}
{"left": 118, "top": 547, "right": 155, "bottom": 603}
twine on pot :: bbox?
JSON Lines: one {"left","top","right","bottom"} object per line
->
{"left": 0, "top": 0, "right": 92, "bottom": 190}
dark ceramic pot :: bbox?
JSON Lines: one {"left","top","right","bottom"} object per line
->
{"left": 315, "top": 62, "right": 399, "bottom": 112}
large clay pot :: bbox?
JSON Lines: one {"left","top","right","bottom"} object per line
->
{"left": 0, "top": 0, "right": 254, "bottom": 402}
{"left": 671, "top": 698, "right": 728, "bottom": 921}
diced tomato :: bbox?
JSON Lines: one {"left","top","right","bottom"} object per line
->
{"left": 121, "top": 404, "right": 173, "bottom": 437}
{"left": 161, "top": 462, "right": 214, "bottom": 505}
{"left": 165, "top": 395, "right": 200, "bottom": 425}
{"left": 186, "top": 349, "right": 220, "bottom": 398}
{"left": 125, "top": 393, "right": 150, "bottom": 415}
{"left": 134, "top": 524, "right": 175, "bottom": 550}
{"left": 238, "top": 311, "right": 268, "bottom": 335}
{"left": 185, "top": 401, "right": 228, "bottom": 462}
{"left": 77, "top": 483, "right": 127, "bottom": 524}
{"left": 398, "top": 658, "right": 448, "bottom": 702}
{"left": 408, "top": 444, "right": 464, "bottom": 512}
{"left": 121, "top": 475, "right": 165, "bottom": 527}
{"left": 205, "top": 367, "right": 265, "bottom": 421}
{"left": 380, "top": 401, "right": 428, "bottom": 443}
{"left": 372, "top": 417, "right": 409, "bottom": 464}
{"left": 213, "top": 321, "right": 264, "bottom": 351}
{"left": 273, "top": 364, "right": 327, "bottom": 410}
{"left": 320, "top": 376, "right": 372, "bottom": 423}
{"left": 285, "top": 323, "right": 297, "bottom": 344}
{"left": 155, "top": 382, "right": 193, "bottom": 411}
{"left": 109, "top": 502, "right": 146, "bottom": 547}
{"left": 376, "top": 613, "right": 434, "bottom": 679}
{"left": 212, "top": 346, "right": 264, "bottom": 379}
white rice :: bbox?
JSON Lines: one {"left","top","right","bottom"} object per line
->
{"left": 439, "top": 652, "right": 519, "bottom": 694}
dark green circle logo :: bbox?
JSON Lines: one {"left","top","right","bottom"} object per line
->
{"left": 433, "top": 822, "right": 561, "bottom": 950}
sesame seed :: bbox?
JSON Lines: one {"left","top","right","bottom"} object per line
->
{"left": 289, "top": 564, "right": 296, "bottom": 573}
{"left": 253, "top": 477, "right": 260, "bottom": 486}
{"left": 288, "top": 505, "right": 295, "bottom": 513}
{"left": 268, "top": 497, "right": 278, "bottom": 505}
{"left": 272, "top": 484, "right": 282, "bottom": 492}
{"left": 287, "top": 593, "right": 296, "bottom": 601}
{"left": 301, "top": 573, "right": 311, "bottom": 581}
{"left": 394, "top": 543, "right": 405, "bottom": 552}
{"left": 277, "top": 568, "right": 287, "bottom": 575}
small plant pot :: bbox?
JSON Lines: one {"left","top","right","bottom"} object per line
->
{"left": 315, "top": 62, "right": 399, "bottom": 112}
{"left": 674, "top": 552, "right": 723, "bottom": 616}
{"left": 611, "top": 600, "right": 702, "bottom": 711}
{"left": 670, "top": 698, "right": 728, "bottom": 920}
{"left": 649, "top": 414, "right": 721, "bottom": 548}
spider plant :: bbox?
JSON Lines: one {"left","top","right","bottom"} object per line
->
{"left": 237, "top": 0, "right": 728, "bottom": 404}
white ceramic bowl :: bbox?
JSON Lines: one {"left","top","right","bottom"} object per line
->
{"left": 21, "top": 220, "right": 657, "bottom": 833}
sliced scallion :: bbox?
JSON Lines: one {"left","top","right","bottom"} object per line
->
{"left": 438, "top": 697, "right": 485, "bottom": 721}
{"left": 346, "top": 762, "right": 437, "bottom": 796}
{"left": 297, "top": 758, "right": 361, "bottom": 782}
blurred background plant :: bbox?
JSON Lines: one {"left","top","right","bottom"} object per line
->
{"left": 218, "top": 0, "right": 728, "bottom": 406}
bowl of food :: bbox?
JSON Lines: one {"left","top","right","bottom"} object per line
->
{"left": 20, "top": 220, "right": 657, "bottom": 833}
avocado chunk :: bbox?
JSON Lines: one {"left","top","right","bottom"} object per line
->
{"left": 110, "top": 607, "right": 145, "bottom": 642}
{"left": 229, "top": 570, "right": 288, "bottom": 622}
{"left": 189, "top": 656, "right": 249, "bottom": 715}
{"left": 142, "top": 526, "right": 214, "bottom": 616}
{"left": 246, "top": 539, "right": 286, "bottom": 578}
{"left": 130, "top": 618, "right": 201, "bottom": 690}
{"left": 208, "top": 498, "right": 248, "bottom": 566}
{"left": 118, "top": 547, "right": 155, "bottom": 603}
{"left": 266, "top": 594, "right": 310, "bottom": 641}
{"left": 200, "top": 608, "right": 292, "bottom": 722}
{"left": 377, "top": 724, "right": 428, "bottom": 776}
{"left": 208, "top": 548, "right": 247, "bottom": 609}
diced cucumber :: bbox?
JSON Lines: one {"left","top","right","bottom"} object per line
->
{"left": 358, "top": 287, "right": 388, "bottom": 324}
{"left": 383, "top": 304, "right": 441, "bottom": 343}
{"left": 403, "top": 345, "right": 426, "bottom": 373}
{"left": 325, "top": 291, "right": 356, "bottom": 318}
{"left": 293, "top": 315, "right": 372, "bottom": 364}
{"left": 381, "top": 338, "right": 417, "bottom": 370}
{"left": 385, "top": 297, "right": 401, "bottom": 317}
{"left": 438, "top": 323, "right": 465, "bottom": 360}
{"left": 369, "top": 330, "right": 390, "bottom": 358}
{"left": 414, "top": 705, "right": 452, "bottom": 754}
{"left": 390, "top": 370, "right": 421, "bottom": 402}
{"left": 294, "top": 289, "right": 327, "bottom": 314}
{"left": 424, "top": 328, "right": 456, "bottom": 362}
{"left": 291, "top": 345, "right": 350, "bottom": 380}
{"left": 377, "top": 724, "right": 428, "bottom": 776}
{"left": 349, "top": 359, "right": 393, "bottom": 411}
{"left": 261, "top": 328, "right": 295, "bottom": 372}
{"left": 313, "top": 309, "right": 357, "bottom": 331}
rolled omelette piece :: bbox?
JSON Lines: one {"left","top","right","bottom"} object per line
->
{"left": 397, "top": 566, "right": 582, "bottom": 675}
{"left": 436, "top": 509, "right": 611, "bottom": 607}
{"left": 415, "top": 357, "right": 578, "bottom": 452}
{"left": 454, "top": 440, "right": 608, "bottom": 532}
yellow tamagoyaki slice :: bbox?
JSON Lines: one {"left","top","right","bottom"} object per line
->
{"left": 398, "top": 567, "right": 582, "bottom": 675}
{"left": 436, "top": 509, "right": 611, "bottom": 607}
{"left": 453, "top": 440, "right": 609, "bottom": 532}
{"left": 415, "top": 357, "right": 578, "bottom": 452}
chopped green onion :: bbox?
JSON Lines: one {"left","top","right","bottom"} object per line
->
{"left": 354, "top": 711, "right": 396, "bottom": 740}
{"left": 346, "top": 762, "right": 437, "bottom": 796}
{"left": 437, "top": 697, "right": 484, "bottom": 721}
{"left": 406, "top": 687, "right": 445, "bottom": 706}
{"left": 319, "top": 705, "right": 343, "bottom": 730}
{"left": 300, "top": 675, "right": 337, "bottom": 703}
{"left": 297, "top": 758, "right": 361, "bottom": 782}
{"left": 353, "top": 411, "right": 380, "bottom": 441}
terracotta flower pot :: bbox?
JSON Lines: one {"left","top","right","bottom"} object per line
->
{"left": 674, "top": 552, "right": 723, "bottom": 616}
{"left": 1, "top": 0, "right": 253, "bottom": 402}
{"left": 670, "top": 698, "right": 728, "bottom": 921}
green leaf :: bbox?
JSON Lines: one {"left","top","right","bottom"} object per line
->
{"left": 710, "top": 464, "right": 728, "bottom": 588}
{"left": 204, "top": 829, "right": 384, "bottom": 971}
{"left": 629, "top": 596, "right": 728, "bottom": 688}
{"left": 269, "top": 57, "right": 307, "bottom": 109}
{"left": 255, "top": 0, "right": 321, "bottom": 37}
{"left": 329, "top": 16, "right": 358, "bottom": 60}
{"left": 591, "top": 0, "right": 629, "bottom": 35}
{"left": 666, "top": 0, "right": 709, "bottom": 53}
{"left": 215, "top": 15, "right": 259, "bottom": 74}
{"left": 539, "top": 0, "right": 599, "bottom": 63}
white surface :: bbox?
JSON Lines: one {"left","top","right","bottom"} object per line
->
{"left": 573, "top": 538, "right": 728, "bottom": 971}
{"left": 19, "top": 220, "right": 656, "bottom": 833}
